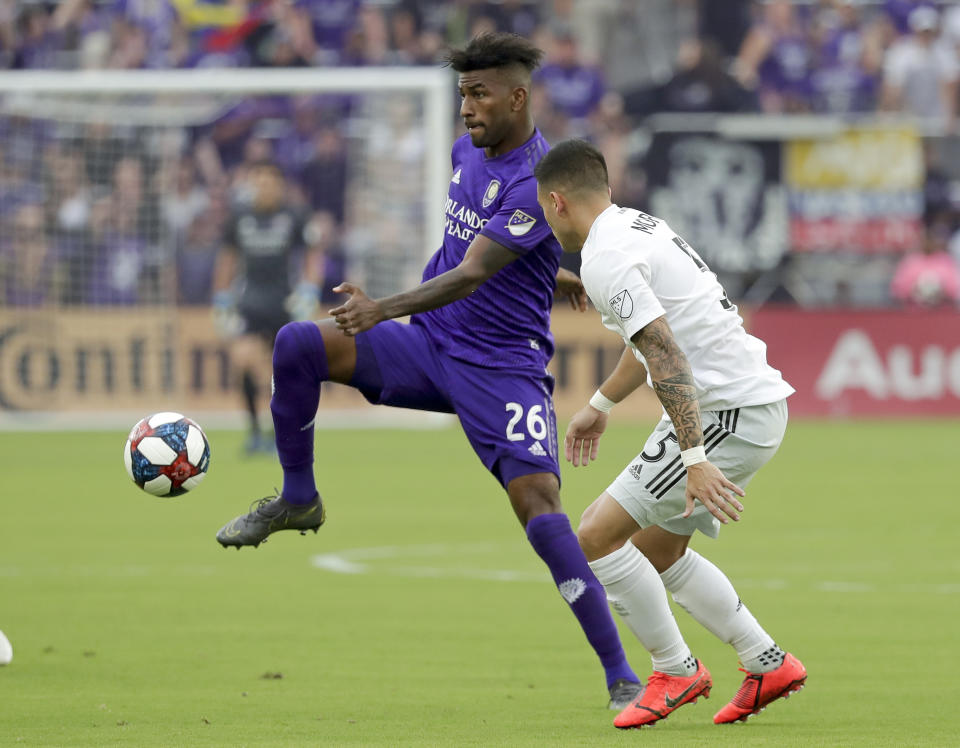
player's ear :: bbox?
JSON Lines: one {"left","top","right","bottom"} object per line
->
{"left": 511, "top": 85, "right": 528, "bottom": 112}
{"left": 549, "top": 190, "right": 566, "bottom": 217}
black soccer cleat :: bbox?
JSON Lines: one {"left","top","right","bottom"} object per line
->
{"left": 216, "top": 493, "right": 325, "bottom": 549}
{"left": 607, "top": 678, "right": 645, "bottom": 711}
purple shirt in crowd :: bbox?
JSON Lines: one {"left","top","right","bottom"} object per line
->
{"left": 0, "top": 242, "right": 59, "bottom": 306}
{"left": 883, "top": 0, "right": 938, "bottom": 35}
{"left": 759, "top": 30, "right": 813, "bottom": 104}
{"left": 13, "top": 30, "right": 65, "bottom": 69}
{"left": 810, "top": 25, "right": 878, "bottom": 112}
{"left": 296, "top": 0, "right": 360, "bottom": 61}
{"left": 111, "top": 0, "right": 177, "bottom": 67}
{"left": 536, "top": 63, "right": 606, "bottom": 119}
{"left": 413, "top": 130, "right": 561, "bottom": 373}
{"left": 86, "top": 233, "right": 147, "bottom": 304}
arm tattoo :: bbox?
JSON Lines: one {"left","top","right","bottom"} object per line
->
{"left": 632, "top": 317, "right": 703, "bottom": 451}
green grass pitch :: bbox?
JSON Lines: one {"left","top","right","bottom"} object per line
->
{"left": 1, "top": 419, "right": 958, "bottom": 746}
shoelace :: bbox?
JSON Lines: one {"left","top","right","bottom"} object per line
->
{"left": 630, "top": 671, "right": 671, "bottom": 704}
{"left": 646, "top": 671, "right": 675, "bottom": 687}
{"left": 249, "top": 494, "right": 280, "bottom": 515}
{"left": 731, "top": 668, "right": 762, "bottom": 708}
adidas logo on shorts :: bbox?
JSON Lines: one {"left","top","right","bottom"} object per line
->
{"left": 528, "top": 441, "right": 547, "bottom": 457}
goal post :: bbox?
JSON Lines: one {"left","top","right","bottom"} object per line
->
{"left": 0, "top": 66, "right": 452, "bottom": 252}
{"left": 0, "top": 67, "right": 453, "bottom": 426}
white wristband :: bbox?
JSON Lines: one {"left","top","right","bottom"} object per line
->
{"left": 680, "top": 446, "right": 707, "bottom": 468}
{"left": 589, "top": 390, "right": 616, "bottom": 413}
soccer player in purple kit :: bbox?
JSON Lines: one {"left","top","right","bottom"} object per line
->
{"left": 215, "top": 32, "right": 644, "bottom": 710}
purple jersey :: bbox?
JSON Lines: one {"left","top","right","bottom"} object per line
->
{"left": 413, "top": 130, "right": 561, "bottom": 372}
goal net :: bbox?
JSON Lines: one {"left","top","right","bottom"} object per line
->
{"left": 0, "top": 68, "right": 451, "bottom": 424}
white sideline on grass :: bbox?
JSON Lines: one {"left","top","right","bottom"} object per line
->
{"left": 0, "top": 629, "right": 12, "bottom": 666}
{"left": 0, "top": 410, "right": 456, "bottom": 432}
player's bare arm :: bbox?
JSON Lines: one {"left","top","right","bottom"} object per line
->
{"left": 330, "top": 234, "right": 518, "bottom": 336}
{"left": 599, "top": 346, "right": 649, "bottom": 403}
{"left": 632, "top": 315, "right": 745, "bottom": 523}
{"left": 211, "top": 245, "right": 240, "bottom": 337}
{"left": 302, "top": 239, "right": 325, "bottom": 288}
{"left": 212, "top": 244, "right": 238, "bottom": 293}
{"left": 556, "top": 267, "right": 588, "bottom": 312}
{"left": 566, "top": 347, "right": 647, "bottom": 467}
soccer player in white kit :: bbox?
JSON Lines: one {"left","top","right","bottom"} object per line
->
{"left": 534, "top": 139, "right": 807, "bottom": 729}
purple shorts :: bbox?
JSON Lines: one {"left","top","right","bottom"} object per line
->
{"left": 352, "top": 320, "right": 560, "bottom": 488}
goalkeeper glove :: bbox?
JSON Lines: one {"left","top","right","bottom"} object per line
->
{"left": 285, "top": 281, "right": 320, "bottom": 321}
{"left": 212, "top": 290, "right": 242, "bottom": 338}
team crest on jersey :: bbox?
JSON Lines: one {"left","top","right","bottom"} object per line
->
{"left": 506, "top": 209, "right": 536, "bottom": 236}
{"left": 451, "top": 167, "right": 461, "bottom": 184}
{"left": 610, "top": 289, "right": 633, "bottom": 319}
{"left": 482, "top": 179, "right": 501, "bottom": 207}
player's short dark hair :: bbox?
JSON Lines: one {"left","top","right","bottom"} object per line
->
{"left": 443, "top": 32, "right": 544, "bottom": 74}
{"left": 534, "top": 139, "right": 609, "bottom": 195}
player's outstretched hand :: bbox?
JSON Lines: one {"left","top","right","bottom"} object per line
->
{"left": 564, "top": 405, "right": 608, "bottom": 467}
{"left": 330, "top": 282, "right": 385, "bottom": 336}
{"left": 555, "top": 268, "right": 588, "bottom": 312}
{"left": 683, "top": 461, "right": 745, "bottom": 524}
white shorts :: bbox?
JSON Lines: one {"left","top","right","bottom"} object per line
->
{"left": 606, "top": 400, "right": 789, "bottom": 539}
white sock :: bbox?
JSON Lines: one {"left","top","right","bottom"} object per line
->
{"left": 589, "top": 542, "right": 696, "bottom": 676}
{"left": 660, "top": 549, "right": 783, "bottom": 673}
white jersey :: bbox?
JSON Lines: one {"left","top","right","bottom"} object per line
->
{"left": 580, "top": 205, "right": 794, "bottom": 412}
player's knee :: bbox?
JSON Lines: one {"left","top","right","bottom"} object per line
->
{"left": 230, "top": 336, "right": 258, "bottom": 368}
{"left": 273, "top": 321, "right": 327, "bottom": 377}
{"left": 273, "top": 322, "right": 302, "bottom": 367}
{"left": 576, "top": 513, "right": 615, "bottom": 562}
{"left": 630, "top": 528, "right": 690, "bottom": 573}
{"left": 575, "top": 498, "right": 618, "bottom": 561}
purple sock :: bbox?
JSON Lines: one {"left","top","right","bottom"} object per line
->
{"left": 526, "top": 513, "right": 638, "bottom": 689}
{"left": 270, "top": 322, "right": 327, "bottom": 505}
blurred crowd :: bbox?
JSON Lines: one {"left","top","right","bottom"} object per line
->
{"left": 0, "top": 106, "right": 350, "bottom": 307}
{"left": 5, "top": 0, "right": 960, "bottom": 123}
{"left": 2, "top": 0, "right": 960, "bottom": 309}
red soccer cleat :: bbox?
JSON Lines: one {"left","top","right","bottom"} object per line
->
{"left": 713, "top": 652, "right": 807, "bottom": 724}
{"left": 613, "top": 660, "right": 712, "bottom": 729}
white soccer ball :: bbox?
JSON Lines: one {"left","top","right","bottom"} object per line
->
{"left": 0, "top": 629, "right": 12, "bottom": 665}
{"left": 123, "top": 412, "right": 211, "bottom": 497}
